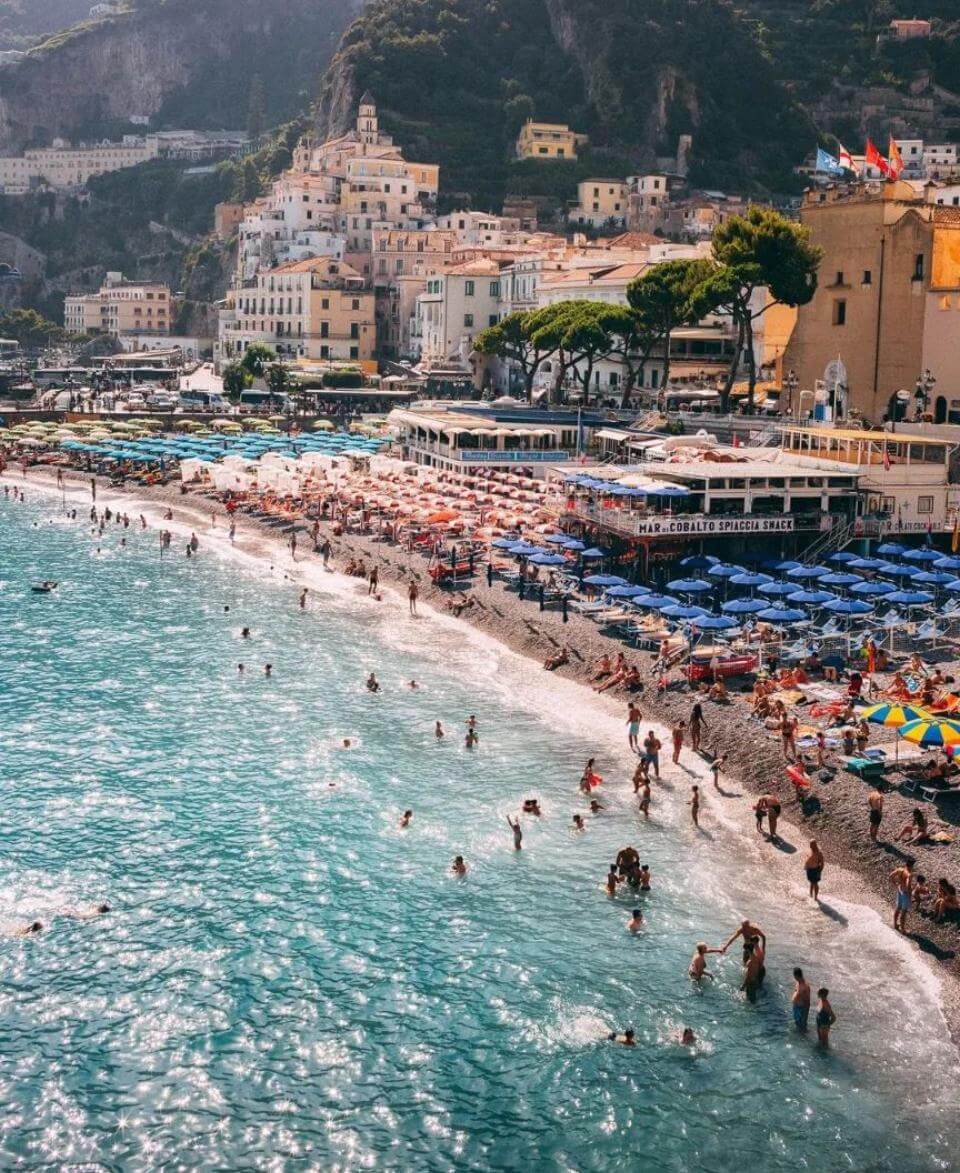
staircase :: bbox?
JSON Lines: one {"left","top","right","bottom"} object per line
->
{"left": 800, "top": 516, "right": 855, "bottom": 565}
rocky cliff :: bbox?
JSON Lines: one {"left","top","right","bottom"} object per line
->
{"left": 0, "top": 0, "right": 362, "bottom": 151}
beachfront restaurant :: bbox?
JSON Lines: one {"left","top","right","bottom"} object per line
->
{"left": 546, "top": 455, "right": 861, "bottom": 568}
{"left": 388, "top": 407, "right": 575, "bottom": 476}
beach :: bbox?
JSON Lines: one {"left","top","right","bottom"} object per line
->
{"left": 9, "top": 461, "right": 960, "bottom": 1044}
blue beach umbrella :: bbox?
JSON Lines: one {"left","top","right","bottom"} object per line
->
{"left": 507, "top": 542, "right": 541, "bottom": 556}
{"left": 730, "top": 572, "right": 773, "bottom": 588}
{"left": 660, "top": 603, "right": 711, "bottom": 619}
{"left": 773, "top": 559, "right": 803, "bottom": 572}
{"left": 580, "top": 548, "right": 606, "bottom": 560}
{"left": 787, "top": 589, "right": 837, "bottom": 606}
{"left": 883, "top": 563, "right": 921, "bottom": 579}
{"left": 583, "top": 574, "right": 627, "bottom": 587}
{"left": 603, "top": 584, "right": 648, "bottom": 598}
{"left": 885, "top": 589, "right": 935, "bottom": 606}
{"left": 527, "top": 552, "right": 567, "bottom": 566}
{"left": 491, "top": 537, "right": 517, "bottom": 548}
{"left": 544, "top": 533, "right": 569, "bottom": 544}
{"left": 828, "top": 551, "right": 859, "bottom": 563}
{"left": 910, "top": 570, "right": 958, "bottom": 586}
{"left": 647, "top": 484, "right": 690, "bottom": 497}
{"left": 934, "top": 555, "right": 960, "bottom": 571}
{"left": 756, "top": 607, "right": 807, "bottom": 623}
{"left": 708, "top": 563, "right": 746, "bottom": 579}
{"left": 823, "top": 598, "right": 875, "bottom": 616}
{"left": 691, "top": 615, "right": 739, "bottom": 631}
{"left": 666, "top": 578, "right": 713, "bottom": 593}
{"left": 846, "top": 557, "right": 885, "bottom": 570}
{"left": 679, "top": 554, "right": 719, "bottom": 570}
{"left": 786, "top": 564, "right": 831, "bottom": 580}
{"left": 758, "top": 581, "right": 801, "bottom": 598}
{"left": 943, "top": 580, "right": 960, "bottom": 594}
{"left": 633, "top": 593, "right": 680, "bottom": 610}
{"left": 816, "top": 571, "right": 862, "bottom": 587}
{"left": 877, "top": 542, "right": 907, "bottom": 555}
{"left": 850, "top": 580, "right": 896, "bottom": 596}
{"left": 903, "top": 548, "right": 943, "bottom": 562}
{"left": 562, "top": 538, "right": 586, "bottom": 551}
{"left": 721, "top": 597, "right": 768, "bottom": 615}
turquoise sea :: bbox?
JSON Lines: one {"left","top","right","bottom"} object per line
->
{"left": 0, "top": 483, "right": 957, "bottom": 1171}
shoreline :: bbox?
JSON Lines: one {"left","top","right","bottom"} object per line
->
{"left": 6, "top": 464, "right": 960, "bottom": 1042}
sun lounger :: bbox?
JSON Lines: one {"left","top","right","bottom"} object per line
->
{"left": 840, "top": 755, "right": 886, "bottom": 780}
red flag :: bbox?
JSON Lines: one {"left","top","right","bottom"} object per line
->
{"left": 883, "top": 446, "right": 891, "bottom": 471}
{"left": 866, "top": 138, "right": 891, "bottom": 179}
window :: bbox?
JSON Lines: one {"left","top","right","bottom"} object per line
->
{"left": 489, "top": 281, "right": 500, "bottom": 297}
{"left": 464, "top": 280, "right": 475, "bottom": 296}
{"left": 320, "top": 345, "right": 329, "bottom": 358}
{"left": 834, "top": 270, "right": 844, "bottom": 286}
{"left": 350, "top": 346, "right": 359, "bottom": 359}
{"left": 350, "top": 322, "right": 359, "bottom": 339}
{"left": 918, "top": 495, "right": 934, "bottom": 514}
{"left": 914, "top": 253, "right": 925, "bottom": 281}
{"left": 488, "top": 314, "right": 498, "bottom": 327}
{"left": 320, "top": 322, "right": 329, "bottom": 338}
{"left": 832, "top": 299, "right": 847, "bottom": 326}
{"left": 352, "top": 298, "right": 360, "bottom": 310}
{"left": 862, "top": 270, "right": 872, "bottom": 285}
{"left": 321, "top": 298, "right": 329, "bottom": 310}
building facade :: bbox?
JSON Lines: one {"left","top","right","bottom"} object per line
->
{"left": 64, "top": 273, "right": 171, "bottom": 337}
{"left": 515, "top": 121, "right": 586, "bottom": 161}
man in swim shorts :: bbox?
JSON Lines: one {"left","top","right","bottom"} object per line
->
{"left": 891, "top": 860, "right": 915, "bottom": 933}
{"left": 642, "top": 731, "right": 661, "bottom": 779}
{"left": 792, "top": 967, "right": 811, "bottom": 1032}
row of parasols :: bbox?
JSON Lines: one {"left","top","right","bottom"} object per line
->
{"left": 58, "top": 430, "right": 385, "bottom": 465}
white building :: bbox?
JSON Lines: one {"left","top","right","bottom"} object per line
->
{"left": 413, "top": 257, "right": 504, "bottom": 368}
{"left": 0, "top": 135, "right": 160, "bottom": 194}
{"left": 65, "top": 272, "right": 171, "bottom": 338}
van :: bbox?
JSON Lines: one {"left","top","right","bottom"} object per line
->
{"left": 238, "top": 389, "right": 291, "bottom": 413}
{"left": 179, "top": 390, "right": 229, "bottom": 412}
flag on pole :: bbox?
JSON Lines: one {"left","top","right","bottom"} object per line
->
{"left": 883, "top": 446, "right": 891, "bottom": 471}
{"left": 888, "top": 138, "right": 904, "bottom": 179}
{"left": 926, "top": 519, "right": 934, "bottom": 546}
{"left": 837, "top": 143, "right": 859, "bottom": 174}
{"left": 866, "top": 138, "right": 891, "bottom": 179}
{"left": 815, "top": 147, "right": 845, "bottom": 176}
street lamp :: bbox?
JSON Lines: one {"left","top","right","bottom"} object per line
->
{"left": 914, "top": 368, "right": 936, "bottom": 420}
{"left": 784, "top": 368, "right": 798, "bottom": 417}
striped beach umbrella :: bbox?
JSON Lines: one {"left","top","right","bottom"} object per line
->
{"left": 899, "top": 718, "right": 960, "bottom": 748}
{"left": 860, "top": 703, "right": 931, "bottom": 728}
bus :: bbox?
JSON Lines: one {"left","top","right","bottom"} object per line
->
{"left": 179, "top": 389, "right": 230, "bottom": 412}
{"left": 238, "top": 389, "right": 291, "bottom": 413}
{"left": 33, "top": 367, "right": 87, "bottom": 388}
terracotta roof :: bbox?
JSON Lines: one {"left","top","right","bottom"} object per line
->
{"left": 268, "top": 257, "right": 363, "bottom": 278}
{"left": 603, "top": 231, "right": 662, "bottom": 248}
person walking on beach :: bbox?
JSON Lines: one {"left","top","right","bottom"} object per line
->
{"left": 868, "top": 788, "right": 884, "bottom": 842}
{"left": 689, "top": 785, "right": 701, "bottom": 827}
{"left": 627, "top": 702, "right": 642, "bottom": 753}
{"left": 689, "top": 703, "right": 707, "bottom": 755}
{"left": 507, "top": 816, "right": 522, "bottom": 851}
{"left": 816, "top": 988, "right": 837, "bottom": 1047}
{"left": 368, "top": 566, "right": 379, "bottom": 596}
{"left": 891, "top": 860, "right": 915, "bottom": 933}
{"left": 805, "top": 840, "right": 825, "bottom": 900}
{"left": 643, "top": 731, "right": 661, "bottom": 779}
{"left": 672, "top": 721, "right": 685, "bottom": 765}
{"left": 299, "top": 588, "right": 308, "bottom": 610}
{"left": 791, "top": 968, "right": 811, "bottom": 1032}
{"left": 710, "top": 753, "right": 727, "bottom": 791}
{"left": 189, "top": 532, "right": 199, "bottom": 554}
{"left": 638, "top": 779, "right": 651, "bottom": 819}
{"left": 90, "top": 477, "right": 96, "bottom": 501}
{"left": 781, "top": 713, "right": 798, "bottom": 762}
{"left": 409, "top": 579, "right": 419, "bottom": 616}
{"left": 321, "top": 538, "right": 331, "bottom": 567}
{"left": 289, "top": 531, "right": 298, "bottom": 562}
{"left": 229, "top": 519, "right": 236, "bottom": 543}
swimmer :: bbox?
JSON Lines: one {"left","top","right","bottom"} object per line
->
{"left": 638, "top": 780, "right": 651, "bottom": 819}
{"left": 680, "top": 1028, "right": 696, "bottom": 1046}
{"left": 435, "top": 721, "right": 444, "bottom": 740}
{"left": 63, "top": 903, "right": 110, "bottom": 920}
{"left": 507, "top": 815, "right": 523, "bottom": 850}
{"left": 689, "top": 942, "right": 719, "bottom": 982}
{"left": 366, "top": 672, "right": 380, "bottom": 693}
{"left": 572, "top": 814, "right": 585, "bottom": 831}
{"left": 608, "top": 1029, "right": 636, "bottom": 1046}
{"left": 238, "top": 663, "right": 244, "bottom": 674}
{"left": 241, "top": 627, "right": 250, "bottom": 638}
{"left": 627, "top": 908, "right": 644, "bottom": 933}
{"left": 606, "top": 864, "right": 620, "bottom": 896}
{"left": 522, "top": 799, "right": 542, "bottom": 816}
{"left": 590, "top": 799, "right": 604, "bottom": 814}
{"left": 816, "top": 987, "right": 836, "bottom": 1047}
{"left": 465, "top": 728, "right": 478, "bottom": 749}
{"left": 407, "top": 680, "right": 419, "bottom": 690}
{"left": 400, "top": 810, "right": 413, "bottom": 829}
{"left": 638, "top": 864, "right": 651, "bottom": 891}
{"left": 452, "top": 855, "right": 467, "bottom": 877}
{"left": 299, "top": 589, "right": 308, "bottom": 609}
{"left": 11, "top": 921, "right": 43, "bottom": 937}
{"left": 341, "top": 739, "right": 352, "bottom": 749}
{"left": 264, "top": 664, "right": 273, "bottom": 677}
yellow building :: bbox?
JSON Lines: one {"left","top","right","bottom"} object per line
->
{"left": 569, "top": 180, "right": 629, "bottom": 228}
{"left": 64, "top": 273, "right": 171, "bottom": 337}
{"left": 515, "top": 121, "right": 586, "bottom": 162}
{"left": 221, "top": 256, "right": 375, "bottom": 364}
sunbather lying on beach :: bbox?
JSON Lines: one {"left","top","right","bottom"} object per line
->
{"left": 543, "top": 647, "right": 569, "bottom": 671}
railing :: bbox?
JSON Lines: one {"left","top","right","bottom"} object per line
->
{"left": 454, "top": 449, "right": 568, "bottom": 464}
{"left": 800, "top": 516, "right": 854, "bottom": 564}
